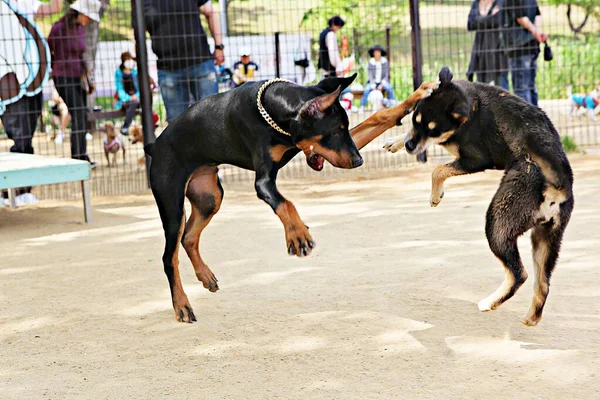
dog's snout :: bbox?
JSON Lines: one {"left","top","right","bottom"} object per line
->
{"left": 352, "top": 156, "right": 364, "bottom": 168}
{"left": 405, "top": 139, "right": 416, "bottom": 152}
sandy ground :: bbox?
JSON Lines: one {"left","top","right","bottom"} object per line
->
{"left": 1, "top": 152, "right": 599, "bottom": 399}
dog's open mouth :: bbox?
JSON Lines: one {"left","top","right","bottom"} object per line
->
{"left": 306, "top": 152, "right": 325, "bottom": 171}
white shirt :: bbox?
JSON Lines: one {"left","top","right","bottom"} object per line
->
{"left": 8, "top": 0, "right": 41, "bottom": 18}
{"left": 373, "top": 60, "right": 382, "bottom": 83}
{"left": 325, "top": 31, "right": 342, "bottom": 70}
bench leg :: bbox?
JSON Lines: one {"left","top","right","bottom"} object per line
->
{"left": 81, "top": 180, "right": 92, "bottom": 223}
{"left": 8, "top": 188, "right": 17, "bottom": 209}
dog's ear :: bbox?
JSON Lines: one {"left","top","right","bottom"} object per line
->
{"left": 299, "top": 86, "right": 341, "bottom": 119}
{"left": 439, "top": 67, "right": 453, "bottom": 86}
{"left": 451, "top": 100, "right": 470, "bottom": 124}
{"left": 315, "top": 73, "right": 356, "bottom": 93}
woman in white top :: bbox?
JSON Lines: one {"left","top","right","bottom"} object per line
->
{"left": 359, "top": 44, "right": 396, "bottom": 111}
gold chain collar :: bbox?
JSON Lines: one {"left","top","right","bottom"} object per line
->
{"left": 257, "top": 78, "right": 295, "bottom": 137}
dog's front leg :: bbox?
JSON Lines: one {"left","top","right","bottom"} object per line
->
{"left": 255, "top": 165, "right": 315, "bottom": 257}
{"left": 430, "top": 160, "right": 473, "bottom": 207}
{"left": 350, "top": 81, "right": 438, "bottom": 150}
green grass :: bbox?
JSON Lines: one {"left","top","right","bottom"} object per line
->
{"left": 561, "top": 136, "right": 579, "bottom": 153}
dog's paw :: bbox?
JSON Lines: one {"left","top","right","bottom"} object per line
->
{"left": 417, "top": 81, "right": 438, "bottom": 99}
{"left": 173, "top": 295, "right": 197, "bottom": 323}
{"left": 196, "top": 267, "right": 219, "bottom": 293}
{"left": 477, "top": 297, "right": 496, "bottom": 312}
{"left": 383, "top": 136, "right": 405, "bottom": 153}
{"left": 285, "top": 225, "right": 315, "bottom": 257}
{"left": 429, "top": 190, "right": 444, "bottom": 207}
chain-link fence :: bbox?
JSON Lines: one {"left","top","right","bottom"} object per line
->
{"left": 1, "top": 0, "right": 598, "bottom": 201}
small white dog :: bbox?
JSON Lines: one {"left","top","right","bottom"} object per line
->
{"left": 367, "top": 89, "right": 385, "bottom": 112}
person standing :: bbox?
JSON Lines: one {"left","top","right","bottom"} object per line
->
{"left": 467, "top": 0, "right": 509, "bottom": 89}
{"left": 317, "top": 15, "right": 345, "bottom": 78}
{"left": 502, "top": 0, "right": 547, "bottom": 105}
{"left": 48, "top": 0, "right": 101, "bottom": 167}
{"left": 0, "top": 0, "right": 63, "bottom": 205}
{"left": 135, "top": 0, "right": 224, "bottom": 124}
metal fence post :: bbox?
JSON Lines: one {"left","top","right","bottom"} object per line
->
{"left": 132, "top": 0, "right": 155, "bottom": 187}
{"left": 274, "top": 32, "right": 281, "bottom": 78}
{"left": 385, "top": 25, "right": 391, "bottom": 80}
{"left": 409, "top": 0, "right": 427, "bottom": 163}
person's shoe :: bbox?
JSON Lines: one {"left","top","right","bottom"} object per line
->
{"left": 85, "top": 132, "right": 93, "bottom": 141}
{"left": 121, "top": 127, "right": 129, "bottom": 136}
{"left": 55, "top": 131, "right": 65, "bottom": 144}
{"left": 89, "top": 161, "right": 97, "bottom": 169}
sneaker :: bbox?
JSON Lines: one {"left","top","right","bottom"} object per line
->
{"left": 121, "top": 127, "right": 129, "bottom": 136}
{"left": 85, "top": 132, "right": 93, "bottom": 141}
{"left": 55, "top": 131, "right": 65, "bottom": 144}
{"left": 89, "top": 161, "right": 97, "bottom": 169}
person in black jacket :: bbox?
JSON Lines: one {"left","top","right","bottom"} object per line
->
{"left": 467, "top": 0, "right": 509, "bottom": 89}
{"left": 317, "top": 16, "right": 345, "bottom": 78}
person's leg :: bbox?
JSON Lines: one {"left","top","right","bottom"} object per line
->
{"left": 509, "top": 54, "right": 532, "bottom": 104}
{"left": 360, "top": 84, "right": 373, "bottom": 107}
{"left": 1, "top": 96, "right": 35, "bottom": 155}
{"left": 497, "top": 71, "right": 509, "bottom": 91}
{"left": 122, "top": 101, "right": 139, "bottom": 132}
{"left": 158, "top": 69, "right": 191, "bottom": 124}
{"left": 383, "top": 82, "right": 396, "bottom": 100}
{"left": 0, "top": 94, "right": 38, "bottom": 195}
{"left": 189, "top": 60, "right": 219, "bottom": 103}
{"left": 56, "top": 77, "right": 89, "bottom": 161}
{"left": 530, "top": 54, "right": 539, "bottom": 106}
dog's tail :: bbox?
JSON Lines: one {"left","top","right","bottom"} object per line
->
{"left": 526, "top": 119, "right": 574, "bottom": 204}
{"left": 144, "top": 143, "right": 154, "bottom": 156}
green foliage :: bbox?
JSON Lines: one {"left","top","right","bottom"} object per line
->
{"left": 300, "top": 0, "right": 407, "bottom": 33}
{"left": 561, "top": 136, "right": 579, "bottom": 153}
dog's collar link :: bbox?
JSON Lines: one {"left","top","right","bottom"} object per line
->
{"left": 257, "top": 78, "right": 294, "bottom": 137}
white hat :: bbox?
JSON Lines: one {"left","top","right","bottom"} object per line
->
{"left": 70, "top": 0, "right": 101, "bottom": 22}
{"left": 240, "top": 47, "right": 251, "bottom": 57}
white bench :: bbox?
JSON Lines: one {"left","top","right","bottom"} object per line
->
{"left": 0, "top": 153, "right": 92, "bottom": 223}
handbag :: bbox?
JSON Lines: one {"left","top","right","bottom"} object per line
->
{"left": 544, "top": 42, "right": 553, "bottom": 62}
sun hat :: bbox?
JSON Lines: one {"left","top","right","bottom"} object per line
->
{"left": 240, "top": 47, "right": 251, "bottom": 57}
{"left": 368, "top": 44, "right": 387, "bottom": 58}
{"left": 70, "top": 0, "right": 101, "bottom": 22}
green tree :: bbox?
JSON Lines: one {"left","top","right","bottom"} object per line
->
{"left": 545, "top": 0, "right": 600, "bottom": 33}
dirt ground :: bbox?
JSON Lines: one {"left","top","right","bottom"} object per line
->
{"left": 1, "top": 152, "right": 599, "bottom": 400}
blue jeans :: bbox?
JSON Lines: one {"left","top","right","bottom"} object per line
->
{"left": 158, "top": 60, "right": 218, "bottom": 123}
{"left": 360, "top": 82, "right": 396, "bottom": 107}
{"left": 509, "top": 53, "right": 539, "bottom": 106}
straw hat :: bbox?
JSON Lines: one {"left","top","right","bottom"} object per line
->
{"left": 70, "top": 0, "right": 101, "bottom": 22}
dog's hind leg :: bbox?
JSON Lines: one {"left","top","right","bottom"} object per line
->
{"left": 151, "top": 162, "right": 196, "bottom": 323}
{"left": 181, "top": 166, "right": 223, "bottom": 293}
{"left": 478, "top": 166, "right": 540, "bottom": 312}
{"left": 522, "top": 197, "right": 573, "bottom": 326}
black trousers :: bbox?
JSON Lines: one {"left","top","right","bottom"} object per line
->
{"left": 1, "top": 93, "right": 41, "bottom": 154}
{"left": 122, "top": 101, "right": 139, "bottom": 130}
{"left": 1, "top": 93, "right": 42, "bottom": 195}
{"left": 54, "top": 76, "right": 90, "bottom": 161}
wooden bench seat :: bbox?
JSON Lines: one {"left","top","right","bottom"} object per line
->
{"left": 0, "top": 153, "right": 92, "bottom": 222}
